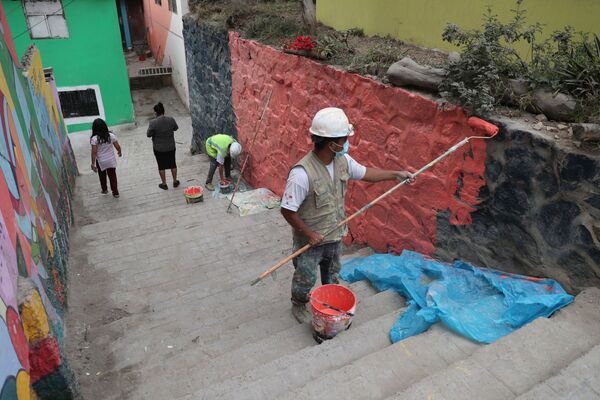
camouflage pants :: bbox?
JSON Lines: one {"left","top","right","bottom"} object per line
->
{"left": 291, "top": 241, "right": 342, "bottom": 305}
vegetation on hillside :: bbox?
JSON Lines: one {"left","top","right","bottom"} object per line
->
{"left": 189, "top": 0, "right": 447, "bottom": 77}
{"left": 190, "top": 0, "right": 599, "bottom": 126}
{"left": 441, "top": 0, "right": 599, "bottom": 122}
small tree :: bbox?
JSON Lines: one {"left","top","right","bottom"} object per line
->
{"left": 300, "top": 0, "right": 316, "bottom": 27}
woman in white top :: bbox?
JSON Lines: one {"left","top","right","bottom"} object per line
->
{"left": 90, "top": 118, "right": 122, "bottom": 198}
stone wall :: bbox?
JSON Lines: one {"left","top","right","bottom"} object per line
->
{"left": 182, "top": 17, "right": 600, "bottom": 293}
{"left": 435, "top": 118, "right": 600, "bottom": 293}
{"left": 228, "top": 32, "right": 488, "bottom": 255}
{"left": 0, "top": 18, "right": 78, "bottom": 400}
{"left": 183, "top": 16, "right": 237, "bottom": 153}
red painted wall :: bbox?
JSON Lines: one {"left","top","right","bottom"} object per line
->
{"left": 229, "top": 32, "right": 487, "bottom": 255}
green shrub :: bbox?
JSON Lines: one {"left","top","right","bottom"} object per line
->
{"left": 441, "top": 0, "right": 600, "bottom": 120}
{"left": 555, "top": 33, "right": 600, "bottom": 109}
{"left": 441, "top": 1, "right": 539, "bottom": 114}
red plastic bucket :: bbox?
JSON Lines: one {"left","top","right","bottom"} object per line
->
{"left": 310, "top": 284, "right": 356, "bottom": 340}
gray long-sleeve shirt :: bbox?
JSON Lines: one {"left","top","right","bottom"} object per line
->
{"left": 147, "top": 116, "right": 178, "bottom": 152}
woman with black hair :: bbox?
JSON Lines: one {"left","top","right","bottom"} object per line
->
{"left": 90, "top": 118, "right": 122, "bottom": 198}
{"left": 147, "top": 102, "right": 179, "bottom": 190}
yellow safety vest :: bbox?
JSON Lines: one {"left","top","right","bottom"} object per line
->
{"left": 205, "top": 134, "right": 235, "bottom": 159}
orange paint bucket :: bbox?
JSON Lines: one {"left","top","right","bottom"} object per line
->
{"left": 310, "top": 284, "right": 356, "bottom": 342}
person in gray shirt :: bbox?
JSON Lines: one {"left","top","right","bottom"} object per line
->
{"left": 147, "top": 102, "right": 180, "bottom": 190}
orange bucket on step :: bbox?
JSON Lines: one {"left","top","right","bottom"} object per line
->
{"left": 310, "top": 284, "right": 356, "bottom": 341}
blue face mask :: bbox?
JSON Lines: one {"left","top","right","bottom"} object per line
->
{"left": 333, "top": 140, "right": 350, "bottom": 157}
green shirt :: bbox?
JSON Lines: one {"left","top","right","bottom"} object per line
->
{"left": 205, "top": 134, "right": 235, "bottom": 161}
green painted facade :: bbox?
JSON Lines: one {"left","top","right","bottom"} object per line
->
{"left": 3, "top": 0, "right": 134, "bottom": 132}
{"left": 317, "top": 0, "right": 600, "bottom": 55}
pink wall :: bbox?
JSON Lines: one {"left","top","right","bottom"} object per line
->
{"left": 143, "top": 0, "right": 171, "bottom": 63}
{"left": 229, "top": 32, "right": 488, "bottom": 255}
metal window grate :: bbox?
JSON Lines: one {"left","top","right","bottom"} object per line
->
{"left": 59, "top": 89, "right": 100, "bottom": 118}
{"left": 138, "top": 67, "right": 173, "bottom": 77}
{"left": 43, "top": 67, "right": 54, "bottom": 81}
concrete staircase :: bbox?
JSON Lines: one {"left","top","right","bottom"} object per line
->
{"left": 65, "top": 88, "right": 600, "bottom": 400}
{"left": 183, "top": 288, "right": 599, "bottom": 400}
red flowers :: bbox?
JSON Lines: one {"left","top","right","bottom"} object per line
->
{"left": 285, "top": 35, "right": 317, "bottom": 52}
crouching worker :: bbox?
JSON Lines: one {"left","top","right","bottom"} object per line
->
{"left": 204, "top": 134, "right": 242, "bottom": 191}
{"left": 280, "top": 107, "right": 415, "bottom": 324}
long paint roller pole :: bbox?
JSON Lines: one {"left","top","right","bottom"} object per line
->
{"left": 227, "top": 90, "right": 273, "bottom": 213}
{"left": 250, "top": 117, "right": 499, "bottom": 286}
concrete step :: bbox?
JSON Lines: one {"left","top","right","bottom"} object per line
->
{"left": 388, "top": 287, "right": 600, "bottom": 400}
{"left": 76, "top": 191, "right": 285, "bottom": 256}
{"left": 91, "top": 279, "right": 378, "bottom": 373}
{"left": 73, "top": 170, "right": 216, "bottom": 224}
{"left": 75, "top": 189, "right": 231, "bottom": 227}
{"left": 515, "top": 344, "right": 600, "bottom": 399}
{"left": 182, "top": 290, "right": 405, "bottom": 390}
{"left": 281, "top": 324, "right": 479, "bottom": 400}
{"left": 77, "top": 160, "right": 201, "bottom": 188}
{"left": 193, "top": 310, "right": 403, "bottom": 399}
{"left": 76, "top": 241, "right": 289, "bottom": 316}
{"left": 86, "top": 252, "right": 374, "bottom": 329}
{"left": 82, "top": 218, "right": 287, "bottom": 275}
{"left": 76, "top": 162, "right": 203, "bottom": 194}
{"left": 78, "top": 204, "right": 371, "bottom": 327}
{"left": 82, "top": 257, "right": 366, "bottom": 359}
{"left": 94, "top": 236, "right": 366, "bottom": 313}
{"left": 75, "top": 196, "right": 248, "bottom": 240}
{"left": 130, "top": 290, "right": 404, "bottom": 399}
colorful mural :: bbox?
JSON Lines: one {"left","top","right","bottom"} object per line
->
{"left": 0, "top": 2, "right": 77, "bottom": 398}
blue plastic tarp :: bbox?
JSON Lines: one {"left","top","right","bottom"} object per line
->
{"left": 341, "top": 251, "right": 574, "bottom": 344}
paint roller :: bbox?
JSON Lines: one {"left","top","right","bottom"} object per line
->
{"left": 467, "top": 116, "right": 500, "bottom": 138}
{"left": 250, "top": 117, "right": 499, "bottom": 286}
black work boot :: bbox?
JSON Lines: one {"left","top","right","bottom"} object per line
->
{"left": 291, "top": 303, "right": 312, "bottom": 324}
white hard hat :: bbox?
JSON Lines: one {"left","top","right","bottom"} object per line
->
{"left": 230, "top": 142, "right": 242, "bottom": 158}
{"left": 309, "top": 107, "right": 354, "bottom": 138}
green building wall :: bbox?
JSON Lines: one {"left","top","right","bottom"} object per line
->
{"left": 3, "top": 0, "right": 134, "bottom": 132}
{"left": 317, "top": 0, "right": 600, "bottom": 55}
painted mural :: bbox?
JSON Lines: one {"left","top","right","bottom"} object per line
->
{"left": 0, "top": 2, "right": 77, "bottom": 398}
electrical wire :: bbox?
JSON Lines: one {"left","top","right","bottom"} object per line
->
{"left": 151, "top": 19, "right": 183, "bottom": 40}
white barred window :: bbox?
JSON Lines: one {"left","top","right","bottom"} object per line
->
{"left": 23, "top": 0, "right": 69, "bottom": 39}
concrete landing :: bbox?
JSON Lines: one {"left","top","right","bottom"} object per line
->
{"left": 65, "top": 87, "right": 600, "bottom": 400}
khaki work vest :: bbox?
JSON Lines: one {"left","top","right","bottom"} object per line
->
{"left": 292, "top": 152, "right": 350, "bottom": 246}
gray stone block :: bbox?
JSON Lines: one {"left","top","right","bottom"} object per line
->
{"left": 435, "top": 117, "right": 600, "bottom": 293}
{"left": 385, "top": 288, "right": 600, "bottom": 400}
{"left": 193, "top": 311, "right": 401, "bottom": 399}
{"left": 516, "top": 344, "right": 600, "bottom": 400}
{"left": 395, "top": 358, "right": 515, "bottom": 400}
{"left": 283, "top": 325, "right": 480, "bottom": 400}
